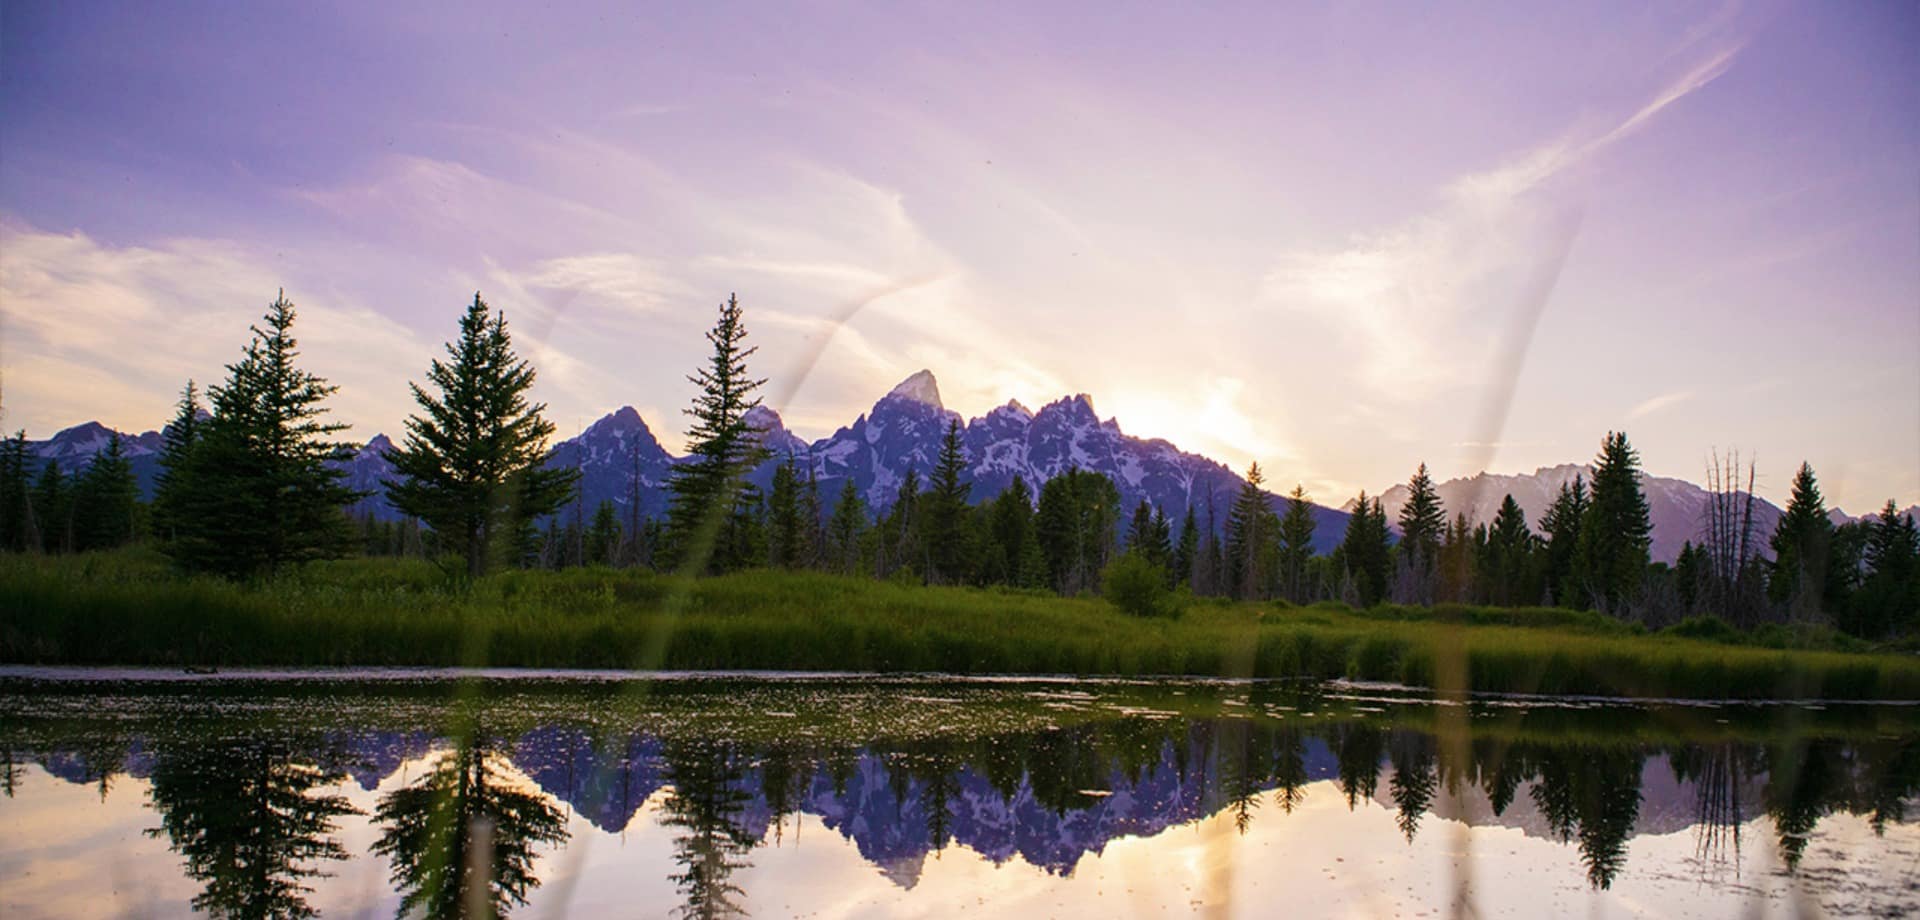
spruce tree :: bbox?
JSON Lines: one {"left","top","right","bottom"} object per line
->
{"left": 1035, "top": 468, "right": 1120, "bottom": 594}
{"left": 988, "top": 476, "right": 1037, "bottom": 587}
{"left": 384, "top": 294, "right": 576, "bottom": 577}
{"left": 1767, "top": 462, "right": 1834, "bottom": 614}
{"left": 798, "top": 463, "right": 824, "bottom": 570}
{"left": 30, "top": 460, "right": 68, "bottom": 553}
{"left": 1278, "top": 484, "right": 1317, "bottom": 602}
{"left": 827, "top": 479, "right": 867, "bottom": 575}
{"left": 765, "top": 457, "right": 804, "bottom": 569}
{"left": 1540, "top": 476, "right": 1589, "bottom": 606}
{"left": 1486, "top": 494, "right": 1535, "bottom": 606}
{"left": 921, "top": 419, "right": 972, "bottom": 584}
{"left": 171, "top": 292, "right": 361, "bottom": 576}
{"left": 1572, "top": 432, "right": 1653, "bottom": 614}
{"left": 152, "top": 381, "right": 202, "bottom": 544}
{"left": 1172, "top": 505, "right": 1200, "bottom": 592}
{"left": 1335, "top": 492, "right": 1391, "bottom": 606}
{"left": 878, "top": 467, "right": 922, "bottom": 579}
{"left": 1843, "top": 502, "right": 1919, "bottom": 638}
{"left": 1225, "top": 462, "right": 1280, "bottom": 600}
{"left": 0, "top": 431, "right": 30, "bottom": 552}
{"left": 1397, "top": 463, "right": 1446, "bottom": 573}
{"left": 587, "top": 500, "right": 621, "bottom": 565}
{"left": 664, "top": 294, "right": 768, "bottom": 574}
{"left": 72, "top": 434, "right": 137, "bottom": 551}
{"left": 1127, "top": 500, "right": 1155, "bottom": 556}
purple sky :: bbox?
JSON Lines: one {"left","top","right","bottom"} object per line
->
{"left": 2, "top": 1, "right": 1916, "bottom": 510}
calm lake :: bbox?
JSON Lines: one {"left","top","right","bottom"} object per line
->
{"left": 0, "top": 670, "right": 1915, "bottom": 918}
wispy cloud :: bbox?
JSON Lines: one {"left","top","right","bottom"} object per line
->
{"left": 1626, "top": 390, "right": 1695, "bottom": 421}
{"left": 0, "top": 222, "right": 427, "bottom": 439}
{"left": 1259, "top": 45, "right": 1745, "bottom": 400}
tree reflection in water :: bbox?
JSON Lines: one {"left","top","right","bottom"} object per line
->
{"left": 373, "top": 734, "right": 569, "bottom": 919}
{"left": 146, "top": 735, "right": 360, "bottom": 919}
{"left": 660, "top": 738, "right": 758, "bottom": 919}
{"left": 4, "top": 681, "right": 1919, "bottom": 913}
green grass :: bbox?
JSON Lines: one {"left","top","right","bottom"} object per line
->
{"left": 3, "top": 548, "right": 1917, "bottom": 701}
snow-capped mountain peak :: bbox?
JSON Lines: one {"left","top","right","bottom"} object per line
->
{"left": 885, "top": 370, "right": 943, "bottom": 409}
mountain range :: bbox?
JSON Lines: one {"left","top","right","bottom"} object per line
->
{"left": 22, "top": 370, "right": 1916, "bottom": 561}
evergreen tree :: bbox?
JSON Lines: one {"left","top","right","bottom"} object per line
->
{"left": 1172, "top": 505, "right": 1200, "bottom": 592}
{"left": 1150, "top": 507, "right": 1172, "bottom": 570}
{"left": 878, "top": 467, "right": 922, "bottom": 579}
{"left": 1278, "top": 484, "right": 1317, "bottom": 603}
{"left": 714, "top": 482, "right": 766, "bottom": 571}
{"left": 1540, "top": 476, "right": 1590, "bottom": 606}
{"left": 921, "top": 419, "right": 972, "bottom": 584}
{"left": 1397, "top": 463, "right": 1446, "bottom": 574}
{"left": 147, "top": 737, "right": 360, "bottom": 919}
{"left": 1127, "top": 500, "right": 1173, "bottom": 568}
{"left": 0, "top": 431, "right": 32, "bottom": 552}
{"left": 30, "top": 459, "right": 70, "bottom": 554}
{"left": 587, "top": 500, "right": 622, "bottom": 565}
{"left": 987, "top": 476, "right": 1038, "bottom": 587}
{"left": 663, "top": 294, "right": 768, "bottom": 574}
{"left": 765, "top": 456, "right": 805, "bottom": 569}
{"left": 826, "top": 479, "right": 867, "bottom": 575}
{"left": 171, "top": 292, "right": 361, "bottom": 577}
{"left": 1674, "top": 540, "right": 1706, "bottom": 613}
{"left": 797, "top": 463, "right": 825, "bottom": 570}
{"left": 1435, "top": 511, "right": 1477, "bottom": 602}
{"left": 71, "top": 434, "right": 137, "bottom": 551}
{"left": 1035, "top": 468, "right": 1121, "bottom": 594}
{"left": 1335, "top": 492, "right": 1391, "bottom": 606}
{"left": 1225, "top": 462, "right": 1280, "bottom": 600}
{"left": 384, "top": 294, "right": 575, "bottom": 577}
{"left": 374, "top": 736, "right": 568, "bottom": 919}
{"left": 1767, "top": 462, "right": 1835, "bottom": 615}
{"left": 151, "top": 381, "right": 203, "bottom": 545}
{"left": 1572, "top": 433, "right": 1653, "bottom": 613}
{"left": 1486, "top": 494, "right": 1536, "bottom": 606}
{"left": 1843, "top": 502, "right": 1920, "bottom": 638}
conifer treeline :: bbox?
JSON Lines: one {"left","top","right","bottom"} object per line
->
{"left": 0, "top": 289, "right": 1915, "bottom": 637}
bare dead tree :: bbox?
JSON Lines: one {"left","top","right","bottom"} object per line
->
{"left": 1700, "top": 449, "right": 1770, "bottom": 627}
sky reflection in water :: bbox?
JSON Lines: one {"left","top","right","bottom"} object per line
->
{"left": 0, "top": 675, "right": 1915, "bottom": 918}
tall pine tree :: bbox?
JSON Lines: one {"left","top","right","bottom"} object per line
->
{"left": 826, "top": 479, "right": 867, "bottom": 576}
{"left": 0, "top": 431, "right": 31, "bottom": 552}
{"left": 765, "top": 456, "right": 805, "bottom": 569}
{"left": 151, "top": 381, "right": 202, "bottom": 545}
{"left": 664, "top": 295, "right": 768, "bottom": 574}
{"left": 1225, "top": 462, "right": 1280, "bottom": 600}
{"left": 1396, "top": 463, "right": 1446, "bottom": 574}
{"left": 921, "top": 419, "right": 972, "bottom": 584}
{"left": 1335, "top": 492, "right": 1392, "bottom": 606}
{"left": 1278, "top": 484, "right": 1317, "bottom": 603}
{"left": 1572, "top": 432, "right": 1653, "bottom": 614}
{"left": 1767, "top": 462, "right": 1834, "bottom": 615}
{"left": 171, "top": 292, "right": 360, "bottom": 576}
{"left": 71, "top": 434, "right": 137, "bottom": 551}
{"left": 384, "top": 294, "right": 576, "bottom": 577}
{"left": 1540, "top": 476, "right": 1589, "bottom": 606}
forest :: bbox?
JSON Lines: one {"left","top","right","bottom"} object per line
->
{"left": 2, "top": 290, "right": 1916, "bottom": 670}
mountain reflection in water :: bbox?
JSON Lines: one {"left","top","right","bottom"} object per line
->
{"left": 0, "top": 675, "right": 1915, "bottom": 918}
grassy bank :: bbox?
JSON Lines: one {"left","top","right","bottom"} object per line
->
{"left": 3, "top": 549, "right": 1917, "bottom": 700}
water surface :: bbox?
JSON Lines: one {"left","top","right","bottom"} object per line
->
{"left": 1, "top": 670, "right": 1915, "bottom": 918}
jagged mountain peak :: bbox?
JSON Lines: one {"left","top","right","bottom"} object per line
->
{"left": 581, "top": 406, "right": 652, "bottom": 439}
{"left": 884, "top": 369, "right": 943, "bottom": 409}
{"left": 990, "top": 398, "right": 1033, "bottom": 421}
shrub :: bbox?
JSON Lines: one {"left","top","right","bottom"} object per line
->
{"left": 1662, "top": 615, "right": 1742, "bottom": 643}
{"left": 1102, "top": 551, "right": 1178, "bottom": 618}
